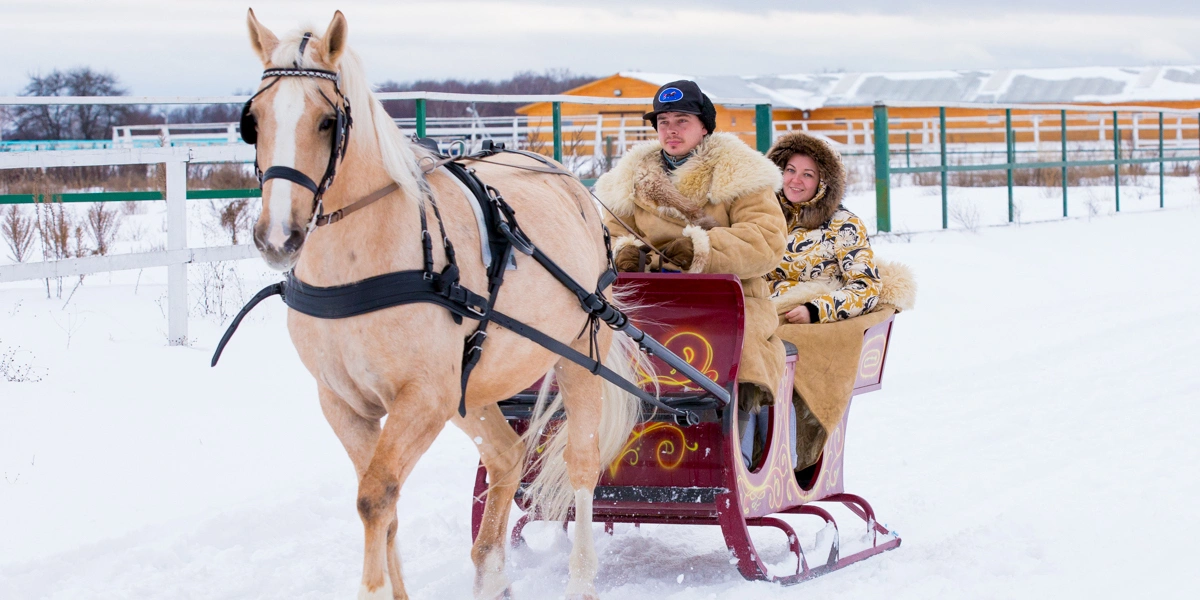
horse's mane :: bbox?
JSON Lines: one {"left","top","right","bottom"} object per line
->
{"left": 271, "top": 29, "right": 426, "bottom": 202}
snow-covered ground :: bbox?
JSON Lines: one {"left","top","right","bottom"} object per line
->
{"left": 2, "top": 181, "right": 1200, "bottom": 598}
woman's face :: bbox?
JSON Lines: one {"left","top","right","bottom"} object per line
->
{"left": 781, "top": 154, "right": 820, "bottom": 205}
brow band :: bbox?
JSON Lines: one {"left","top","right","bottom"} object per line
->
{"left": 261, "top": 68, "right": 339, "bottom": 82}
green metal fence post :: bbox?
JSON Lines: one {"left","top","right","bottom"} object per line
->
{"left": 873, "top": 103, "right": 891, "bottom": 233}
{"left": 552, "top": 101, "right": 563, "bottom": 163}
{"left": 940, "top": 107, "right": 948, "bottom": 229}
{"left": 1061, "top": 110, "right": 1068, "bottom": 217}
{"left": 1005, "top": 108, "right": 1014, "bottom": 223}
{"left": 905, "top": 131, "right": 911, "bottom": 169}
{"left": 415, "top": 98, "right": 427, "bottom": 138}
{"left": 1113, "top": 110, "right": 1120, "bottom": 212}
{"left": 604, "top": 135, "right": 614, "bottom": 172}
{"left": 1159, "top": 112, "right": 1165, "bottom": 209}
{"left": 755, "top": 104, "right": 773, "bottom": 154}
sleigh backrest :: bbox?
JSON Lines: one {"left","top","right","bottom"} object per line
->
{"left": 614, "top": 273, "right": 745, "bottom": 397}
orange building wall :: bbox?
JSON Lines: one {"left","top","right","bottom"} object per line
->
{"left": 519, "top": 75, "right": 764, "bottom": 149}
{"left": 782, "top": 103, "right": 1200, "bottom": 145}
{"left": 518, "top": 74, "right": 1200, "bottom": 154}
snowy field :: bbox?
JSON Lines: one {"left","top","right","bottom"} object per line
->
{"left": 2, "top": 181, "right": 1200, "bottom": 598}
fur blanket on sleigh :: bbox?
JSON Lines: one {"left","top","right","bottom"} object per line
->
{"left": 773, "top": 259, "right": 917, "bottom": 470}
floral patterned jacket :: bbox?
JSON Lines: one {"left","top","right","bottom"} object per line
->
{"left": 765, "top": 206, "right": 881, "bottom": 323}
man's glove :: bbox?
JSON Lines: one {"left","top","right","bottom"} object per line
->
{"left": 614, "top": 244, "right": 648, "bottom": 272}
{"left": 659, "top": 237, "right": 694, "bottom": 271}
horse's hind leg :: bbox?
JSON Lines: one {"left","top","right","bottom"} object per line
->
{"left": 556, "top": 333, "right": 615, "bottom": 600}
{"left": 453, "top": 404, "right": 523, "bottom": 600}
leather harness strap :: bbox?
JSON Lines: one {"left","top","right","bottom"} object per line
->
{"left": 314, "top": 182, "right": 400, "bottom": 227}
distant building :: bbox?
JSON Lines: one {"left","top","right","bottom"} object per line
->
{"left": 518, "top": 67, "right": 1200, "bottom": 155}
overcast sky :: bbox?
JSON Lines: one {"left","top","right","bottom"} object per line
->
{"left": 2, "top": 0, "right": 1199, "bottom": 97}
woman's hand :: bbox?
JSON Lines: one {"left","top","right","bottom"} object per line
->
{"left": 785, "top": 304, "right": 814, "bottom": 324}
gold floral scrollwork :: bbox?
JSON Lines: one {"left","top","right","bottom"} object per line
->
{"left": 823, "top": 424, "right": 845, "bottom": 490}
{"left": 635, "top": 332, "right": 720, "bottom": 389}
{"left": 608, "top": 422, "right": 699, "bottom": 478}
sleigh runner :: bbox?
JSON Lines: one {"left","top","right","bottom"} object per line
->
{"left": 472, "top": 273, "right": 900, "bottom": 584}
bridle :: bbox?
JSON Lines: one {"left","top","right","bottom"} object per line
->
{"left": 240, "top": 32, "right": 354, "bottom": 230}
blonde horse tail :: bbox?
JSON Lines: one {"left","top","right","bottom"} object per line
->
{"left": 521, "top": 292, "right": 652, "bottom": 523}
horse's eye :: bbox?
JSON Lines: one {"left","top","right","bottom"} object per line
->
{"left": 319, "top": 116, "right": 337, "bottom": 132}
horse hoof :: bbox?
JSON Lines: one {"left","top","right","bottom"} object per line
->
{"left": 476, "top": 583, "right": 513, "bottom": 600}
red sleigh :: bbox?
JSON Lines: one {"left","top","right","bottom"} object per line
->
{"left": 472, "top": 273, "right": 900, "bottom": 584}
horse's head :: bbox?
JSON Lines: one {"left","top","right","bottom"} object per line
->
{"left": 244, "top": 9, "right": 351, "bottom": 270}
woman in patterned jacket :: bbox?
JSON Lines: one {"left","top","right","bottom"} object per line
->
{"left": 764, "top": 132, "right": 881, "bottom": 323}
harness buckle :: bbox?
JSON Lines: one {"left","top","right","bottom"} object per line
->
{"left": 466, "top": 329, "right": 488, "bottom": 347}
{"left": 464, "top": 302, "right": 487, "bottom": 319}
{"left": 497, "top": 222, "right": 534, "bottom": 255}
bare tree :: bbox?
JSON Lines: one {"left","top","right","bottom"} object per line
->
{"left": 7, "top": 67, "right": 131, "bottom": 140}
{"left": 377, "top": 69, "right": 595, "bottom": 119}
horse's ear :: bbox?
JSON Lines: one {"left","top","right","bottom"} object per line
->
{"left": 323, "top": 10, "right": 348, "bottom": 66}
{"left": 247, "top": 8, "right": 279, "bottom": 66}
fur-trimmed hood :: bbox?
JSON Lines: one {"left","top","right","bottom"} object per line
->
{"left": 595, "top": 132, "right": 783, "bottom": 225}
{"left": 767, "top": 132, "right": 846, "bottom": 230}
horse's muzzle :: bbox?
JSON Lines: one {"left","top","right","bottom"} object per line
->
{"left": 254, "top": 225, "right": 305, "bottom": 271}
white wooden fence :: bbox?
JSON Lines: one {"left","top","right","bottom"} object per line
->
{"left": 0, "top": 145, "right": 257, "bottom": 346}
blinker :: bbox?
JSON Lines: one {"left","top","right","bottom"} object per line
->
{"left": 240, "top": 99, "right": 257, "bottom": 145}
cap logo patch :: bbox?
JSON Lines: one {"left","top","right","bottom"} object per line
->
{"left": 658, "top": 87, "right": 684, "bottom": 103}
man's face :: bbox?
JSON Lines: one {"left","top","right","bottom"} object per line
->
{"left": 656, "top": 112, "right": 708, "bottom": 157}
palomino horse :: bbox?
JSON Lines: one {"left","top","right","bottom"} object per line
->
{"left": 243, "top": 10, "right": 642, "bottom": 599}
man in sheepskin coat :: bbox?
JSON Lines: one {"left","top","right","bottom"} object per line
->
{"left": 593, "top": 80, "right": 787, "bottom": 411}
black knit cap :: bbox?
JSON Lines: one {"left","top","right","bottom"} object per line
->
{"left": 643, "top": 80, "right": 717, "bottom": 134}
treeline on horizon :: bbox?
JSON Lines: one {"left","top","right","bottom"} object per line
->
{"left": 1, "top": 67, "right": 596, "bottom": 141}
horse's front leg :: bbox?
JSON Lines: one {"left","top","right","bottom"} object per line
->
{"left": 356, "top": 382, "right": 452, "bottom": 600}
{"left": 318, "top": 385, "right": 410, "bottom": 598}
{"left": 453, "top": 404, "right": 524, "bottom": 600}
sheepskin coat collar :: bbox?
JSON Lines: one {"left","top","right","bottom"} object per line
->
{"left": 767, "top": 132, "right": 846, "bottom": 230}
{"left": 597, "top": 132, "right": 783, "bottom": 225}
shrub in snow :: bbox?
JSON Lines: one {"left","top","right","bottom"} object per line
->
{"left": 0, "top": 341, "right": 43, "bottom": 383}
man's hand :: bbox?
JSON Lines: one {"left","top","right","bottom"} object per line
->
{"left": 614, "top": 244, "right": 647, "bottom": 272}
{"left": 659, "top": 237, "right": 694, "bottom": 271}
{"left": 785, "top": 304, "right": 815, "bottom": 324}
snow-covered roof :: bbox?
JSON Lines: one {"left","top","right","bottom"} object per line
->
{"left": 618, "top": 66, "right": 1200, "bottom": 109}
